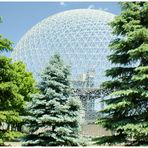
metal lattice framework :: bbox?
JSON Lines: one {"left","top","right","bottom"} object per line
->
{"left": 11, "top": 9, "right": 115, "bottom": 122}
{"left": 11, "top": 9, "right": 115, "bottom": 88}
{"left": 73, "top": 88, "right": 109, "bottom": 123}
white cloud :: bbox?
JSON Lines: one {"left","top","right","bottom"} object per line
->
{"left": 88, "top": 4, "right": 95, "bottom": 9}
{"left": 60, "top": 2, "right": 66, "bottom": 6}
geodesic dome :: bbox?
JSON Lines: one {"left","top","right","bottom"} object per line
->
{"left": 11, "top": 9, "right": 115, "bottom": 88}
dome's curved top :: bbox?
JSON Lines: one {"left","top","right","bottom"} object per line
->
{"left": 11, "top": 9, "right": 115, "bottom": 88}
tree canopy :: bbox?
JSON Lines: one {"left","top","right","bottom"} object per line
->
{"left": 23, "top": 54, "right": 83, "bottom": 146}
{"left": 0, "top": 17, "right": 37, "bottom": 145}
{"left": 0, "top": 17, "right": 13, "bottom": 52}
{"left": 96, "top": 2, "right": 148, "bottom": 146}
{"left": 0, "top": 56, "right": 37, "bottom": 145}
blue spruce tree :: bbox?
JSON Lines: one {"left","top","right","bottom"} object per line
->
{"left": 23, "top": 54, "right": 83, "bottom": 146}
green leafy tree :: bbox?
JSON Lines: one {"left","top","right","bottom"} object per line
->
{"left": 0, "top": 17, "right": 13, "bottom": 52}
{"left": 0, "top": 17, "right": 15, "bottom": 145}
{"left": 0, "top": 35, "right": 13, "bottom": 52}
{"left": 96, "top": 2, "right": 148, "bottom": 146}
{"left": 0, "top": 56, "right": 37, "bottom": 145}
{"left": 0, "top": 17, "right": 37, "bottom": 145}
{"left": 12, "top": 61, "right": 37, "bottom": 132}
{"left": 23, "top": 54, "right": 83, "bottom": 146}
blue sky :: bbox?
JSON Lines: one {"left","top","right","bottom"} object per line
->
{"left": 0, "top": 2, "right": 121, "bottom": 56}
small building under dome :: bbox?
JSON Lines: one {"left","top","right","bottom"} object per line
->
{"left": 11, "top": 9, "right": 115, "bottom": 126}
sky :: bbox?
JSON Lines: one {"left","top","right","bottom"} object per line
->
{"left": 0, "top": 2, "right": 121, "bottom": 56}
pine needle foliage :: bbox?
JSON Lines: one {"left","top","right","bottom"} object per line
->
{"left": 96, "top": 2, "right": 148, "bottom": 146}
{"left": 23, "top": 54, "right": 83, "bottom": 146}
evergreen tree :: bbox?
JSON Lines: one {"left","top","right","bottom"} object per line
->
{"left": 23, "top": 54, "right": 83, "bottom": 146}
{"left": 96, "top": 2, "right": 148, "bottom": 146}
